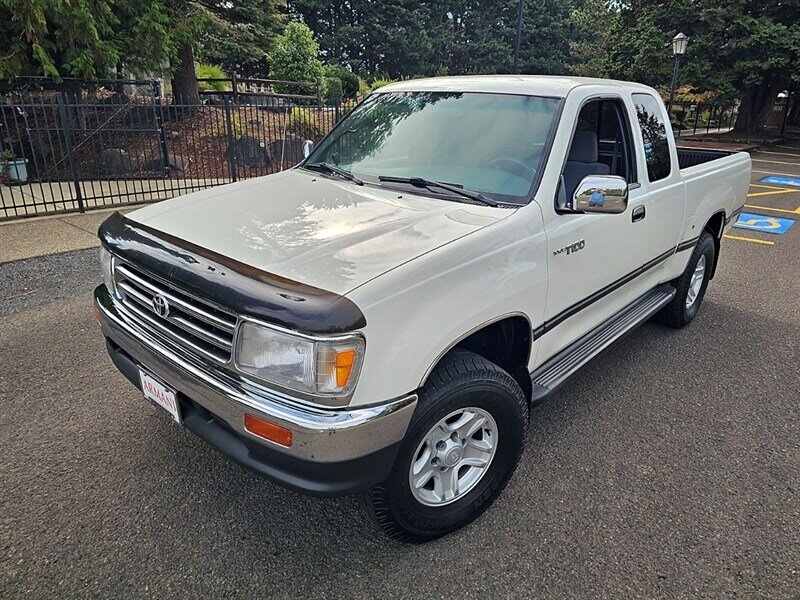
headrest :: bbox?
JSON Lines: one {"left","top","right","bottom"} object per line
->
{"left": 568, "top": 130, "right": 599, "bottom": 163}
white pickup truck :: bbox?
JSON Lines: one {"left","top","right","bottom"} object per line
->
{"left": 95, "top": 76, "right": 750, "bottom": 542}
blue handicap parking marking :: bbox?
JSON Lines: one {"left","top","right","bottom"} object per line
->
{"left": 733, "top": 212, "right": 795, "bottom": 235}
{"left": 761, "top": 176, "right": 800, "bottom": 188}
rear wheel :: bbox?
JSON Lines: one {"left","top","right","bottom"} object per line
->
{"left": 655, "top": 231, "right": 716, "bottom": 328}
{"left": 368, "top": 350, "right": 528, "bottom": 543}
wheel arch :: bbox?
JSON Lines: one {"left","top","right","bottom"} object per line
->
{"left": 703, "top": 210, "right": 726, "bottom": 279}
{"left": 420, "top": 313, "right": 533, "bottom": 402}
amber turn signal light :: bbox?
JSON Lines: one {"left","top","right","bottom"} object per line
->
{"left": 335, "top": 349, "right": 356, "bottom": 388}
{"left": 244, "top": 414, "right": 293, "bottom": 447}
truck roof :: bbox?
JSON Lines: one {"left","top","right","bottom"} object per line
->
{"left": 376, "top": 75, "right": 657, "bottom": 98}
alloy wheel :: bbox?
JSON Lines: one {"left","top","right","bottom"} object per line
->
{"left": 409, "top": 407, "right": 498, "bottom": 506}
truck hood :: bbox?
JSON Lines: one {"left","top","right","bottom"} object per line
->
{"left": 126, "top": 169, "right": 509, "bottom": 295}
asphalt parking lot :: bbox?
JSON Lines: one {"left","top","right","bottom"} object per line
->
{"left": 1, "top": 145, "right": 798, "bottom": 598}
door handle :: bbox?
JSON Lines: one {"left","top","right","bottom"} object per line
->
{"left": 632, "top": 205, "right": 646, "bottom": 222}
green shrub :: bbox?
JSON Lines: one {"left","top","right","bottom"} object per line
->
{"left": 286, "top": 108, "right": 322, "bottom": 139}
{"left": 323, "top": 64, "right": 360, "bottom": 99}
{"left": 268, "top": 22, "right": 324, "bottom": 95}
{"left": 323, "top": 76, "right": 343, "bottom": 103}
{"left": 228, "top": 112, "right": 249, "bottom": 138}
{"left": 368, "top": 77, "right": 394, "bottom": 91}
{"left": 357, "top": 76, "right": 369, "bottom": 97}
{"left": 196, "top": 64, "right": 229, "bottom": 91}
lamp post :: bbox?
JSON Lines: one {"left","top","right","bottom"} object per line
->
{"left": 667, "top": 32, "right": 689, "bottom": 115}
{"left": 513, "top": 0, "right": 524, "bottom": 73}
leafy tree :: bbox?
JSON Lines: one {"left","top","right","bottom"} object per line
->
{"left": 267, "top": 21, "right": 324, "bottom": 94}
{"left": 693, "top": 0, "right": 800, "bottom": 133}
{"left": 359, "top": 1, "right": 438, "bottom": 76}
{"left": 113, "top": 0, "right": 176, "bottom": 80}
{"left": 160, "top": 0, "right": 285, "bottom": 102}
{"left": 289, "top": 0, "right": 573, "bottom": 78}
{"left": 195, "top": 0, "right": 286, "bottom": 78}
{"left": 568, "top": 0, "right": 617, "bottom": 78}
{"left": 512, "top": 0, "right": 573, "bottom": 75}
{"left": 607, "top": 0, "right": 800, "bottom": 133}
{"left": 606, "top": 2, "right": 688, "bottom": 88}
{"left": 0, "top": 0, "right": 183, "bottom": 97}
{"left": 0, "top": 0, "right": 120, "bottom": 83}
{"left": 444, "top": 1, "right": 519, "bottom": 75}
{"left": 0, "top": 0, "right": 285, "bottom": 103}
{"left": 288, "top": 0, "right": 437, "bottom": 77}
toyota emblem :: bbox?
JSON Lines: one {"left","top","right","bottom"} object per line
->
{"left": 152, "top": 294, "right": 170, "bottom": 318}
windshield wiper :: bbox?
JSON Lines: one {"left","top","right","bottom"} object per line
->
{"left": 377, "top": 175, "right": 498, "bottom": 207}
{"left": 304, "top": 162, "right": 363, "bottom": 185}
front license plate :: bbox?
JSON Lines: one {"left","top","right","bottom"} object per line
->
{"left": 139, "top": 369, "right": 181, "bottom": 424}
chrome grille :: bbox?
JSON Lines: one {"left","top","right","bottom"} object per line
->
{"left": 114, "top": 261, "right": 237, "bottom": 363}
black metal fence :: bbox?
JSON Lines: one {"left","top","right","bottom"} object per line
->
{"left": 0, "top": 78, "right": 349, "bottom": 220}
{"left": 196, "top": 75, "right": 325, "bottom": 107}
{"left": 764, "top": 95, "right": 794, "bottom": 133}
{"left": 667, "top": 102, "right": 738, "bottom": 137}
{"left": 667, "top": 96, "right": 796, "bottom": 138}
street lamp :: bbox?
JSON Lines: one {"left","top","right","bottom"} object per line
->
{"left": 513, "top": 0, "right": 524, "bottom": 73}
{"left": 667, "top": 32, "right": 689, "bottom": 114}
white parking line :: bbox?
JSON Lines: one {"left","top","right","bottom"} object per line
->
{"left": 752, "top": 158, "right": 800, "bottom": 166}
{"left": 760, "top": 150, "right": 800, "bottom": 158}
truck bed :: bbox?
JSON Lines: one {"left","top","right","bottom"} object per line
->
{"left": 677, "top": 147, "right": 738, "bottom": 170}
{"left": 680, "top": 146, "right": 750, "bottom": 240}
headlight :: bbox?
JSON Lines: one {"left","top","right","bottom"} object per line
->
{"left": 235, "top": 320, "right": 365, "bottom": 397}
{"left": 99, "top": 246, "right": 116, "bottom": 295}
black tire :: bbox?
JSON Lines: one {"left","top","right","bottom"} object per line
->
{"left": 368, "top": 349, "right": 528, "bottom": 543}
{"left": 654, "top": 231, "right": 716, "bottom": 328}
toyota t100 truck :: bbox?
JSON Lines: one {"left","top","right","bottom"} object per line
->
{"left": 94, "top": 76, "right": 750, "bottom": 542}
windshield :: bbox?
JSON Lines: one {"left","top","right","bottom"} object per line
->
{"left": 306, "top": 91, "right": 561, "bottom": 204}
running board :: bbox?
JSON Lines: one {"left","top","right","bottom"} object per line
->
{"left": 530, "top": 285, "right": 676, "bottom": 401}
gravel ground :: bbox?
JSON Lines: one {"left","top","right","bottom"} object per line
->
{"left": 1, "top": 150, "right": 798, "bottom": 598}
{"left": 0, "top": 248, "right": 99, "bottom": 317}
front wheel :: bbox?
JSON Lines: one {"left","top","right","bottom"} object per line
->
{"left": 655, "top": 231, "right": 716, "bottom": 328}
{"left": 368, "top": 350, "right": 528, "bottom": 543}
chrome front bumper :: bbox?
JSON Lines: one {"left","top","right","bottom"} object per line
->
{"left": 94, "top": 285, "right": 416, "bottom": 491}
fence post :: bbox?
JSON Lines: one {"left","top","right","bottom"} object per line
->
{"left": 223, "top": 97, "right": 238, "bottom": 182}
{"left": 151, "top": 80, "right": 171, "bottom": 178}
{"left": 692, "top": 104, "right": 700, "bottom": 135}
{"left": 780, "top": 85, "right": 793, "bottom": 137}
{"left": 232, "top": 72, "right": 239, "bottom": 104}
{"left": 316, "top": 75, "right": 323, "bottom": 108}
{"left": 55, "top": 92, "right": 84, "bottom": 213}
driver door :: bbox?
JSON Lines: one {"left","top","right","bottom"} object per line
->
{"left": 536, "top": 96, "right": 651, "bottom": 363}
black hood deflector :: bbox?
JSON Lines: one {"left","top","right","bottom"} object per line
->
{"left": 98, "top": 212, "right": 366, "bottom": 334}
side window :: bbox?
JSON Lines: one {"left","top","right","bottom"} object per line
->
{"left": 559, "top": 98, "right": 635, "bottom": 203}
{"left": 576, "top": 101, "right": 599, "bottom": 132}
{"left": 632, "top": 93, "right": 672, "bottom": 182}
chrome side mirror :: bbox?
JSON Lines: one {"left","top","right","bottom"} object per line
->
{"left": 302, "top": 139, "right": 314, "bottom": 158}
{"left": 573, "top": 175, "right": 628, "bottom": 214}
